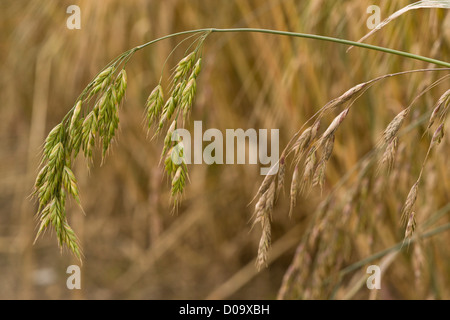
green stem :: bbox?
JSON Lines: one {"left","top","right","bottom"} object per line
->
{"left": 135, "top": 28, "right": 450, "bottom": 68}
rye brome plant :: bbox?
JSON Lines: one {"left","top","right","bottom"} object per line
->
{"left": 33, "top": 1, "right": 450, "bottom": 268}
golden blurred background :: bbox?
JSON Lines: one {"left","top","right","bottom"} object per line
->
{"left": 1, "top": 0, "right": 449, "bottom": 299}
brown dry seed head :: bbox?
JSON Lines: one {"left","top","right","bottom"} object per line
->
{"left": 256, "top": 217, "right": 271, "bottom": 271}
{"left": 428, "top": 104, "right": 442, "bottom": 130}
{"left": 337, "top": 82, "right": 368, "bottom": 104}
{"left": 381, "top": 136, "right": 399, "bottom": 172}
{"left": 276, "top": 155, "right": 286, "bottom": 196}
{"left": 401, "top": 182, "right": 419, "bottom": 225}
{"left": 321, "top": 108, "right": 349, "bottom": 142}
{"left": 288, "top": 165, "right": 300, "bottom": 217}
{"left": 265, "top": 180, "right": 276, "bottom": 219}
{"left": 292, "top": 127, "right": 312, "bottom": 163}
{"left": 428, "top": 89, "right": 450, "bottom": 129}
{"left": 322, "top": 134, "right": 335, "bottom": 162}
{"left": 321, "top": 82, "right": 368, "bottom": 114}
{"left": 255, "top": 172, "right": 276, "bottom": 200}
{"left": 404, "top": 211, "right": 416, "bottom": 241}
{"left": 312, "top": 160, "right": 326, "bottom": 189}
{"left": 312, "top": 134, "right": 334, "bottom": 189}
{"left": 431, "top": 124, "right": 444, "bottom": 146}
{"left": 301, "top": 151, "right": 317, "bottom": 194}
{"left": 252, "top": 180, "right": 276, "bottom": 228}
{"left": 253, "top": 195, "right": 267, "bottom": 226}
{"left": 311, "top": 120, "right": 321, "bottom": 140}
{"left": 383, "top": 109, "right": 409, "bottom": 143}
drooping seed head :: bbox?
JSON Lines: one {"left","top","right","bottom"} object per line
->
{"left": 428, "top": 89, "right": 450, "bottom": 129}
{"left": 311, "top": 121, "right": 321, "bottom": 140}
{"left": 252, "top": 180, "right": 276, "bottom": 228}
{"left": 293, "top": 127, "right": 312, "bottom": 155}
{"left": 383, "top": 109, "right": 409, "bottom": 144}
{"left": 431, "top": 124, "right": 444, "bottom": 146}
{"left": 254, "top": 172, "right": 276, "bottom": 200}
{"left": 401, "top": 182, "right": 419, "bottom": 225}
{"left": 380, "top": 136, "right": 398, "bottom": 172}
{"left": 312, "top": 160, "right": 326, "bottom": 189}
{"left": 322, "top": 134, "right": 335, "bottom": 162}
{"left": 289, "top": 165, "right": 300, "bottom": 217}
{"left": 404, "top": 211, "right": 416, "bottom": 242}
{"left": 265, "top": 180, "right": 276, "bottom": 219}
{"left": 256, "top": 217, "right": 271, "bottom": 271}
{"left": 321, "top": 108, "right": 349, "bottom": 141}
{"left": 276, "top": 155, "right": 286, "bottom": 197}
{"left": 338, "top": 82, "right": 368, "bottom": 104}
{"left": 301, "top": 151, "right": 317, "bottom": 194}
